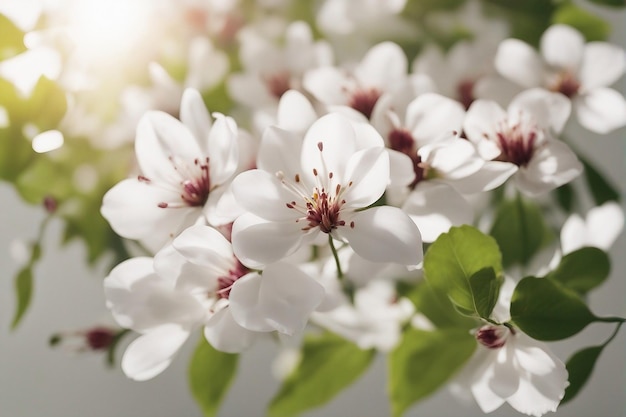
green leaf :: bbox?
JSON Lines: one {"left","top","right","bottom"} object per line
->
{"left": 510, "top": 276, "right": 597, "bottom": 340}
{"left": 11, "top": 266, "right": 35, "bottom": 329}
{"left": 189, "top": 337, "right": 239, "bottom": 417}
{"left": 11, "top": 241, "right": 42, "bottom": 329}
{"left": 490, "top": 196, "right": 553, "bottom": 268}
{"left": 0, "top": 14, "right": 26, "bottom": 60}
{"left": 552, "top": 4, "right": 610, "bottom": 41}
{"left": 546, "top": 247, "right": 610, "bottom": 295}
{"left": 555, "top": 183, "right": 575, "bottom": 213}
{"left": 581, "top": 156, "right": 620, "bottom": 205}
{"left": 397, "top": 280, "right": 476, "bottom": 329}
{"left": 388, "top": 328, "right": 476, "bottom": 417}
{"left": 469, "top": 268, "right": 502, "bottom": 320}
{"left": 561, "top": 345, "right": 604, "bottom": 404}
{"left": 423, "top": 225, "right": 503, "bottom": 315}
{"left": 268, "top": 332, "right": 375, "bottom": 417}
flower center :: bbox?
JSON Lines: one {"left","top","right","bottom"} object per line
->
{"left": 475, "top": 324, "right": 512, "bottom": 349}
{"left": 457, "top": 78, "right": 475, "bottom": 110}
{"left": 280, "top": 142, "right": 352, "bottom": 234}
{"left": 216, "top": 259, "right": 249, "bottom": 299}
{"left": 550, "top": 70, "right": 580, "bottom": 98}
{"left": 388, "top": 128, "right": 424, "bottom": 189}
{"left": 348, "top": 87, "right": 381, "bottom": 119}
{"left": 493, "top": 119, "right": 539, "bottom": 167}
{"left": 264, "top": 71, "right": 292, "bottom": 99}
{"left": 150, "top": 156, "right": 212, "bottom": 209}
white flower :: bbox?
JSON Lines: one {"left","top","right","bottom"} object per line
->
{"left": 101, "top": 89, "right": 240, "bottom": 252}
{"left": 561, "top": 201, "right": 624, "bottom": 255}
{"left": 452, "top": 325, "right": 569, "bottom": 417}
{"left": 462, "top": 88, "right": 582, "bottom": 196}
{"left": 371, "top": 92, "right": 476, "bottom": 241}
{"left": 303, "top": 42, "right": 412, "bottom": 120}
{"left": 104, "top": 225, "right": 324, "bottom": 380}
{"left": 495, "top": 24, "right": 626, "bottom": 134}
{"left": 451, "top": 278, "right": 568, "bottom": 416}
{"left": 231, "top": 112, "right": 423, "bottom": 269}
{"left": 228, "top": 21, "right": 332, "bottom": 110}
{"left": 311, "top": 280, "right": 414, "bottom": 352}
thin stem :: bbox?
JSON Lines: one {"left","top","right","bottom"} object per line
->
{"left": 601, "top": 321, "right": 623, "bottom": 348}
{"left": 328, "top": 234, "right": 354, "bottom": 303}
{"left": 596, "top": 316, "right": 626, "bottom": 324}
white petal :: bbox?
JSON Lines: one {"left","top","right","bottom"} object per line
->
{"left": 277, "top": 90, "right": 318, "bottom": 132}
{"left": 509, "top": 88, "right": 571, "bottom": 134}
{"left": 516, "top": 140, "right": 582, "bottom": 196}
{"left": 586, "top": 202, "right": 624, "bottom": 250}
{"left": 355, "top": 42, "right": 407, "bottom": 91}
{"left": 301, "top": 113, "right": 357, "bottom": 184}
{"left": 207, "top": 114, "right": 239, "bottom": 185}
{"left": 257, "top": 126, "right": 303, "bottom": 177}
{"left": 540, "top": 24, "right": 584, "bottom": 72}
{"left": 204, "top": 308, "right": 257, "bottom": 353}
{"left": 405, "top": 93, "right": 465, "bottom": 144}
{"left": 227, "top": 73, "right": 274, "bottom": 108}
{"left": 560, "top": 214, "right": 587, "bottom": 255}
{"left": 101, "top": 179, "right": 198, "bottom": 250}
{"left": 134, "top": 115, "right": 179, "bottom": 182}
{"left": 180, "top": 89, "right": 213, "bottom": 145}
{"left": 229, "top": 264, "right": 324, "bottom": 334}
{"left": 105, "top": 257, "right": 205, "bottom": 332}
{"left": 448, "top": 161, "right": 517, "bottom": 194}
{"left": 141, "top": 111, "right": 204, "bottom": 174}
{"left": 232, "top": 169, "right": 301, "bottom": 222}
{"left": 464, "top": 100, "right": 506, "bottom": 143}
{"left": 303, "top": 66, "right": 349, "bottom": 105}
{"left": 339, "top": 206, "right": 423, "bottom": 268}
{"left": 231, "top": 213, "right": 306, "bottom": 268}
{"left": 388, "top": 149, "right": 416, "bottom": 188}
{"left": 579, "top": 42, "right": 626, "bottom": 90}
{"left": 402, "top": 182, "right": 473, "bottom": 242}
{"left": 185, "top": 37, "right": 229, "bottom": 91}
{"left": 172, "top": 225, "right": 235, "bottom": 271}
{"left": 121, "top": 324, "right": 190, "bottom": 381}
{"left": 495, "top": 39, "right": 545, "bottom": 88}
{"left": 574, "top": 88, "right": 626, "bottom": 134}
{"left": 488, "top": 346, "right": 520, "bottom": 398}
{"left": 342, "top": 147, "right": 389, "bottom": 208}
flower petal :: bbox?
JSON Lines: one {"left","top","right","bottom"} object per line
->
{"left": 231, "top": 213, "right": 306, "bottom": 268}
{"left": 586, "top": 202, "right": 624, "bottom": 251}
{"left": 464, "top": 99, "right": 507, "bottom": 144}
{"left": 448, "top": 161, "right": 517, "bottom": 194}
{"left": 402, "top": 182, "right": 473, "bottom": 242}
{"left": 232, "top": 169, "right": 302, "bottom": 222}
{"left": 540, "top": 24, "right": 584, "bottom": 72}
{"left": 204, "top": 308, "right": 257, "bottom": 353}
{"left": 342, "top": 146, "right": 389, "bottom": 208}
{"left": 301, "top": 113, "right": 357, "bottom": 184}
{"left": 339, "top": 206, "right": 423, "bottom": 268}
{"left": 207, "top": 113, "right": 239, "bottom": 185}
{"left": 257, "top": 126, "right": 303, "bottom": 177}
{"left": 172, "top": 225, "right": 235, "bottom": 271}
{"left": 355, "top": 42, "right": 407, "bottom": 92}
{"left": 405, "top": 93, "right": 465, "bottom": 145}
{"left": 180, "top": 88, "right": 213, "bottom": 148}
{"left": 229, "top": 264, "right": 324, "bottom": 334}
{"left": 277, "top": 90, "right": 318, "bottom": 133}
{"left": 509, "top": 88, "right": 571, "bottom": 134}
{"left": 101, "top": 179, "right": 198, "bottom": 251}
{"left": 579, "top": 42, "right": 626, "bottom": 90}
{"left": 121, "top": 324, "right": 190, "bottom": 381}
{"left": 574, "top": 88, "right": 626, "bottom": 134}
{"left": 495, "top": 39, "right": 545, "bottom": 88}
{"left": 303, "top": 66, "right": 349, "bottom": 105}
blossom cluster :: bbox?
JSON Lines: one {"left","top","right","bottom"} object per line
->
{"left": 1, "top": 1, "right": 625, "bottom": 416}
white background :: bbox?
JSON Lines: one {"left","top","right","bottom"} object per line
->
{"left": 1, "top": 8, "right": 625, "bottom": 417}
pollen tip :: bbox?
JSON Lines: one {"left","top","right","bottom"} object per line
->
{"left": 317, "top": 142, "right": 323, "bottom": 152}
{"left": 158, "top": 202, "right": 168, "bottom": 208}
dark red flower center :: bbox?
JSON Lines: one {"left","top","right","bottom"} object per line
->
{"left": 216, "top": 260, "right": 249, "bottom": 299}
{"left": 348, "top": 87, "right": 381, "bottom": 119}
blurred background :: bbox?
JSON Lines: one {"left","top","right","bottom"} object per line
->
{"left": 1, "top": 1, "right": 625, "bottom": 417}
